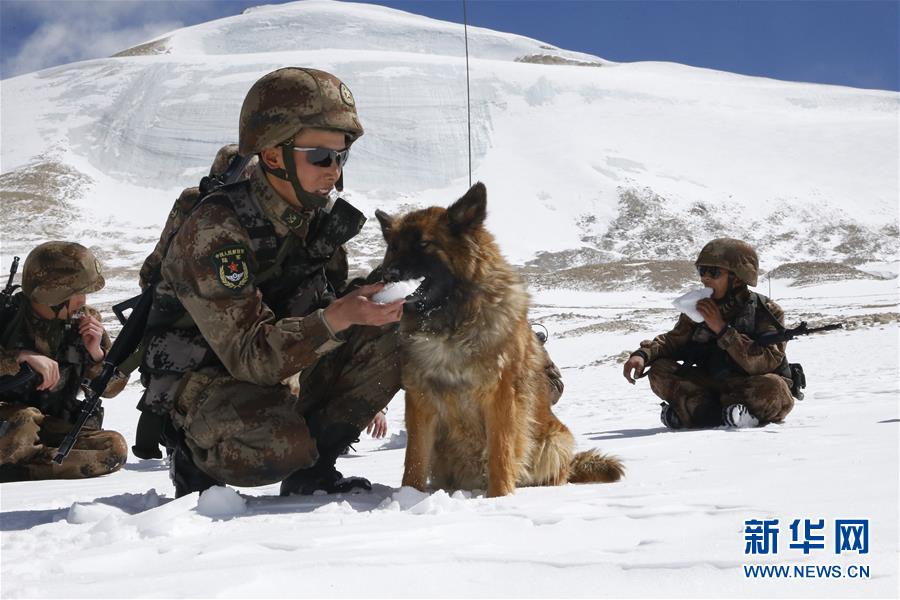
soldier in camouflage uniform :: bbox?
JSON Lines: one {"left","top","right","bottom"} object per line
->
{"left": 132, "top": 144, "right": 259, "bottom": 460}
{"left": 140, "top": 67, "right": 406, "bottom": 497}
{"left": 0, "top": 242, "right": 128, "bottom": 481}
{"left": 622, "top": 238, "right": 796, "bottom": 429}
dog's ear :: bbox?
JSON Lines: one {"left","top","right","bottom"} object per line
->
{"left": 448, "top": 182, "right": 487, "bottom": 235}
{"left": 375, "top": 209, "right": 394, "bottom": 239}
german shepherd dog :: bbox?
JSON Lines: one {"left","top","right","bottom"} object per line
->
{"left": 376, "top": 183, "right": 624, "bottom": 497}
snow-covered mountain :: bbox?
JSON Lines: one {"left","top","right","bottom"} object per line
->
{"left": 2, "top": 0, "right": 897, "bottom": 279}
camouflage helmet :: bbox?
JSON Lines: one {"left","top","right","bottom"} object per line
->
{"left": 22, "top": 241, "right": 105, "bottom": 305}
{"left": 238, "top": 67, "right": 364, "bottom": 155}
{"left": 695, "top": 238, "right": 759, "bottom": 287}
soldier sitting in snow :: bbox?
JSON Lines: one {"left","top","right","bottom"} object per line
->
{"left": 0, "top": 242, "right": 128, "bottom": 481}
{"left": 622, "top": 238, "right": 797, "bottom": 429}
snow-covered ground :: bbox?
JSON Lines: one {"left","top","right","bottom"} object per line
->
{"left": 1, "top": 277, "right": 897, "bottom": 598}
{"left": 1, "top": 0, "right": 898, "bottom": 597}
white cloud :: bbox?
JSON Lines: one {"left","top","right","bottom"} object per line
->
{"left": 3, "top": 19, "right": 182, "bottom": 78}
{"left": 0, "top": 0, "right": 241, "bottom": 78}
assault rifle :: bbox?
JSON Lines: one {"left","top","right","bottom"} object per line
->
{"left": 52, "top": 273, "right": 155, "bottom": 463}
{"left": 1, "top": 256, "right": 21, "bottom": 315}
{"left": 0, "top": 363, "right": 40, "bottom": 394}
{"left": 0, "top": 257, "right": 30, "bottom": 393}
{"left": 53, "top": 152, "right": 253, "bottom": 464}
{"left": 752, "top": 321, "right": 843, "bottom": 347}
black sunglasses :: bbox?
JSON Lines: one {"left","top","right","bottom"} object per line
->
{"left": 696, "top": 265, "right": 724, "bottom": 278}
{"left": 291, "top": 146, "right": 350, "bottom": 168}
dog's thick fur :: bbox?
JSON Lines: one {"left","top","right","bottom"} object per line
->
{"left": 376, "top": 183, "right": 624, "bottom": 497}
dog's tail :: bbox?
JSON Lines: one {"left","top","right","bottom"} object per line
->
{"left": 568, "top": 449, "right": 625, "bottom": 483}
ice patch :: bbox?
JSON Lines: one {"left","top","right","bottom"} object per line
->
{"left": 196, "top": 486, "right": 247, "bottom": 519}
{"left": 372, "top": 278, "right": 424, "bottom": 304}
{"left": 673, "top": 287, "right": 714, "bottom": 322}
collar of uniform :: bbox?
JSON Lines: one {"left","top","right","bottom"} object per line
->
{"left": 23, "top": 303, "right": 66, "bottom": 357}
{"left": 719, "top": 286, "right": 752, "bottom": 321}
{"left": 250, "top": 163, "right": 315, "bottom": 239}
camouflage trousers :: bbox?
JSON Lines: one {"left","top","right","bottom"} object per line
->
{"left": 0, "top": 403, "right": 127, "bottom": 482}
{"left": 171, "top": 323, "right": 401, "bottom": 487}
{"left": 647, "top": 359, "right": 794, "bottom": 428}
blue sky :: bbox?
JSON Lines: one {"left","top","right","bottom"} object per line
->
{"left": 1, "top": 0, "right": 897, "bottom": 91}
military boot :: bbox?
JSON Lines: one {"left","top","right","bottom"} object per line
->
{"left": 722, "top": 403, "right": 760, "bottom": 428}
{"left": 279, "top": 422, "right": 372, "bottom": 496}
{"left": 0, "top": 464, "right": 30, "bottom": 483}
{"left": 660, "top": 402, "right": 683, "bottom": 430}
{"left": 170, "top": 437, "right": 221, "bottom": 498}
{"left": 132, "top": 411, "right": 165, "bottom": 460}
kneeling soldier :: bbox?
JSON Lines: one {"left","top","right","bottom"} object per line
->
{"left": 0, "top": 242, "right": 128, "bottom": 481}
{"left": 140, "top": 68, "right": 405, "bottom": 498}
{"left": 622, "top": 238, "right": 796, "bottom": 429}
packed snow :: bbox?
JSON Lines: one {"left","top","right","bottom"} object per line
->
{"left": 673, "top": 287, "right": 715, "bottom": 323}
{"left": 1, "top": 277, "right": 897, "bottom": 597}
{"left": 372, "top": 277, "right": 425, "bottom": 304}
{"left": 1, "top": 0, "right": 897, "bottom": 597}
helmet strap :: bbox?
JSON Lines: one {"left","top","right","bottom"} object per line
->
{"left": 724, "top": 273, "right": 748, "bottom": 302}
{"left": 50, "top": 299, "right": 68, "bottom": 319}
{"left": 278, "top": 145, "right": 328, "bottom": 211}
{"left": 259, "top": 158, "right": 289, "bottom": 181}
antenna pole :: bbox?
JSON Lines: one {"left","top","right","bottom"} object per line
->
{"left": 463, "top": 0, "right": 472, "bottom": 187}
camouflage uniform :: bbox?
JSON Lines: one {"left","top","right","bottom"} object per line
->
{"left": 138, "top": 145, "right": 258, "bottom": 292}
{"left": 143, "top": 165, "right": 400, "bottom": 487}
{"left": 633, "top": 239, "right": 794, "bottom": 428}
{"left": 0, "top": 242, "right": 128, "bottom": 481}
{"left": 131, "top": 146, "right": 260, "bottom": 459}
{"left": 140, "top": 68, "right": 400, "bottom": 491}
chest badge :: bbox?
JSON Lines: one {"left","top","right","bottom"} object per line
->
{"left": 281, "top": 207, "right": 306, "bottom": 231}
{"left": 211, "top": 245, "right": 251, "bottom": 291}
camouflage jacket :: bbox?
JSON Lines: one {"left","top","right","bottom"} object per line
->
{"left": 0, "top": 293, "right": 127, "bottom": 423}
{"left": 140, "top": 165, "right": 364, "bottom": 411}
{"left": 634, "top": 289, "right": 789, "bottom": 379}
{"left": 138, "top": 152, "right": 261, "bottom": 291}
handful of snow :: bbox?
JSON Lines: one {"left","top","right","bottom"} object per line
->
{"left": 673, "top": 287, "right": 714, "bottom": 322}
{"left": 372, "top": 278, "right": 424, "bottom": 304}
{"left": 196, "top": 486, "right": 246, "bottom": 518}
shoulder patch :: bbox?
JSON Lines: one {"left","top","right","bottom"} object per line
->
{"left": 211, "top": 245, "right": 251, "bottom": 291}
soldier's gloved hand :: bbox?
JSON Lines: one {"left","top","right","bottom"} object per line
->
{"left": 323, "top": 283, "right": 404, "bottom": 333}
{"left": 623, "top": 355, "right": 645, "bottom": 384}
{"left": 16, "top": 351, "right": 59, "bottom": 391}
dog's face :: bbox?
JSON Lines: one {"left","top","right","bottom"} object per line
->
{"left": 376, "top": 182, "right": 488, "bottom": 313}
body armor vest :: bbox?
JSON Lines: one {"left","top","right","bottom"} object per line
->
{"left": 679, "top": 292, "right": 794, "bottom": 382}
{"left": 139, "top": 180, "right": 364, "bottom": 414}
